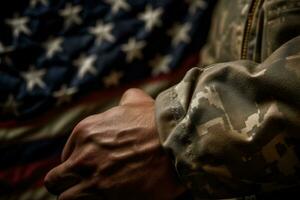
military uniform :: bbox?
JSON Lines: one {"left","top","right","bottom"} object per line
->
{"left": 155, "top": 0, "right": 300, "bottom": 199}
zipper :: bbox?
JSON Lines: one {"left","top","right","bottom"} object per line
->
{"left": 241, "top": 0, "right": 261, "bottom": 59}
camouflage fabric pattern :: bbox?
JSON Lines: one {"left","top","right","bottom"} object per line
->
{"left": 155, "top": 0, "right": 300, "bottom": 199}
{"left": 202, "top": 0, "right": 300, "bottom": 64}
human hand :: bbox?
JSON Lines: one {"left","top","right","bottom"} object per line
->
{"left": 44, "top": 88, "right": 185, "bottom": 200}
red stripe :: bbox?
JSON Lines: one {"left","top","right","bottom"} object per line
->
{"left": 0, "top": 53, "right": 199, "bottom": 128}
{"left": 0, "top": 156, "right": 61, "bottom": 189}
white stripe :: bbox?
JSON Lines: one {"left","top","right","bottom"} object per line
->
{"left": 0, "top": 187, "right": 56, "bottom": 200}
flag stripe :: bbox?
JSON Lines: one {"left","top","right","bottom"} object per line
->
{"left": 0, "top": 186, "right": 55, "bottom": 200}
{"left": 0, "top": 156, "right": 60, "bottom": 194}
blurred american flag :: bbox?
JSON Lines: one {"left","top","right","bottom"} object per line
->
{"left": 0, "top": 0, "right": 215, "bottom": 199}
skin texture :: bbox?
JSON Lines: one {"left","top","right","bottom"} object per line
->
{"left": 44, "top": 88, "right": 186, "bottom": 200}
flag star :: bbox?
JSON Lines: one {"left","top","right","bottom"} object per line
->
{"left": 103, "top": 70, "right": 123, "bottom": 87}
{"left": 30, "top": 0, "right": 49, "bottom": 8}
{"left": 89, "top": 21, "right": 115, "bottom": 45}
{"left": 121, "top": 38, "right": 146, "bottom": 63}
{"left": 5, "top": 15, "right": 31, "bottom": 38}
{"left": 21, "top": 66, "right": 46, "bottom": 91}
{"left": 1, "top": 95, "right": 21, "bottom": 116}
{"left": 59, "top": 3, "right": 82, "bottom": 29}
{"left": 43, "top": 37, "right": 63, "bottom": 58}
{"left": 0, "top": 42, "right": 4, "bottom": 53}
{"left": 0, "top": 43, "right": 3, "bottom": 64}
{"left": 0, "top": 42, "right": 13, "bottom": 53}
{"left": 186, "top": 0, "right": 208, "bottom": 14}
{"left": 0, "top": 43, "right": 13, "bottom": 65}
{"left": 74, "top": 54, "right": 97, "bottom": 79}
{"left": 53, "top": 85, "right": 77, "bottom": 105}
{"left": 106, "top": 0, "right": 130, "bottom": 14}
{"left": 139, "top": 5, "right": 163, "bottom": 31}
{"left": 149, "top": 54, "right": 172, "bottom": 76}
{"left": 168, "top": 23, "right": 191, "bottom": 46}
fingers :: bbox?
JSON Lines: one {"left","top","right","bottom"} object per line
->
{"left": 119, "top": 88, "right": 154, "bottom": 106}
{"left": 44, "top": 161, "right": 81, "bottom": 195}
{"left": 61, "top": 117, "right": 94, "bottom": 162}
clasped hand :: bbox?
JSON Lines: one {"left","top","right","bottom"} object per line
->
{"left": 44, "top": 89, "right": 185, "bottom": 200}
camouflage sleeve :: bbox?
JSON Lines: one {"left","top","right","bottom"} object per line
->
{"left": 155, "top": 36, "right": 300, "bottom": 199}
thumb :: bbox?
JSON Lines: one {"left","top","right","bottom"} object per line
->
{"left": 119, "top": 88, "right": 154, "bottom": 106}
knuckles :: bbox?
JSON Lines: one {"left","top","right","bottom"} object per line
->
{"left": 44, "top": 173, "right": 55, "bottom": 193}
{"left": 120, "top": 88, "right": 154, "bottom": 106}
{"left": 121, "top": 88, "right": 141, "bottom": 99}
{"left": 72, "top": 115, "right": 104, "bottom": 142}
{"left": 71, "top": 106, "right": 131, "bottom": 144}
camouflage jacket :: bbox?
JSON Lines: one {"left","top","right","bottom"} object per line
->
{"left": 155, "top": 0, "right": 300, "bottom": 199}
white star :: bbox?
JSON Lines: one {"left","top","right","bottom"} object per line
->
{"left": 21, "top": 66, "right": 46, "bottom": 91}
{"left": 5, "top": 15, "right": 31, "bottom": 38}
{"left": 0, "top": 43, "right": 4, "bottom": 64}
{"left": 0, "top": 42, "right": 13, "bottom": 54}
{"left": 0, "top": 42, "right": 5, "bottom": 53}
{"left": 89, "top": 21, "right": 115, "bottom": 45}
{"left": 139, "top": 5, "right": 163, "bottom": 31}
{"left": 149, "top": 54, "right": 172, "bottom": 76}
{"left": 0, "top": 43, "right": 13, "bottom": 65}
{"left": 43, "top": 37, "right": 63, "bottom": 58}
{"left": 59, "top": 3, "right": 82, "bottom": 29}
{"left": 74, "top": 54, "right": 97, "bottom": 79}
{"left": 30, "top": 0, "right": 49, "bottom": 8}
{"left": 53, "top": 85, "right": 77, "bottom": 105}
{"left": 121, "top": 38, "right": 146, "bottom": 63}
{"left": 186, "top": 0, "right": 208, "bottom": 14}
{"left": 103, "top": 70, "right": 123, "bottom": 87}
{"left": 1, "top": 95, "right": 20, "bottom": 116}
{"left": 168, "top": 23, "right": 191, "bottom": 46}
{"left": 106, "top": 0, "right": 130, "bottom": 14}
